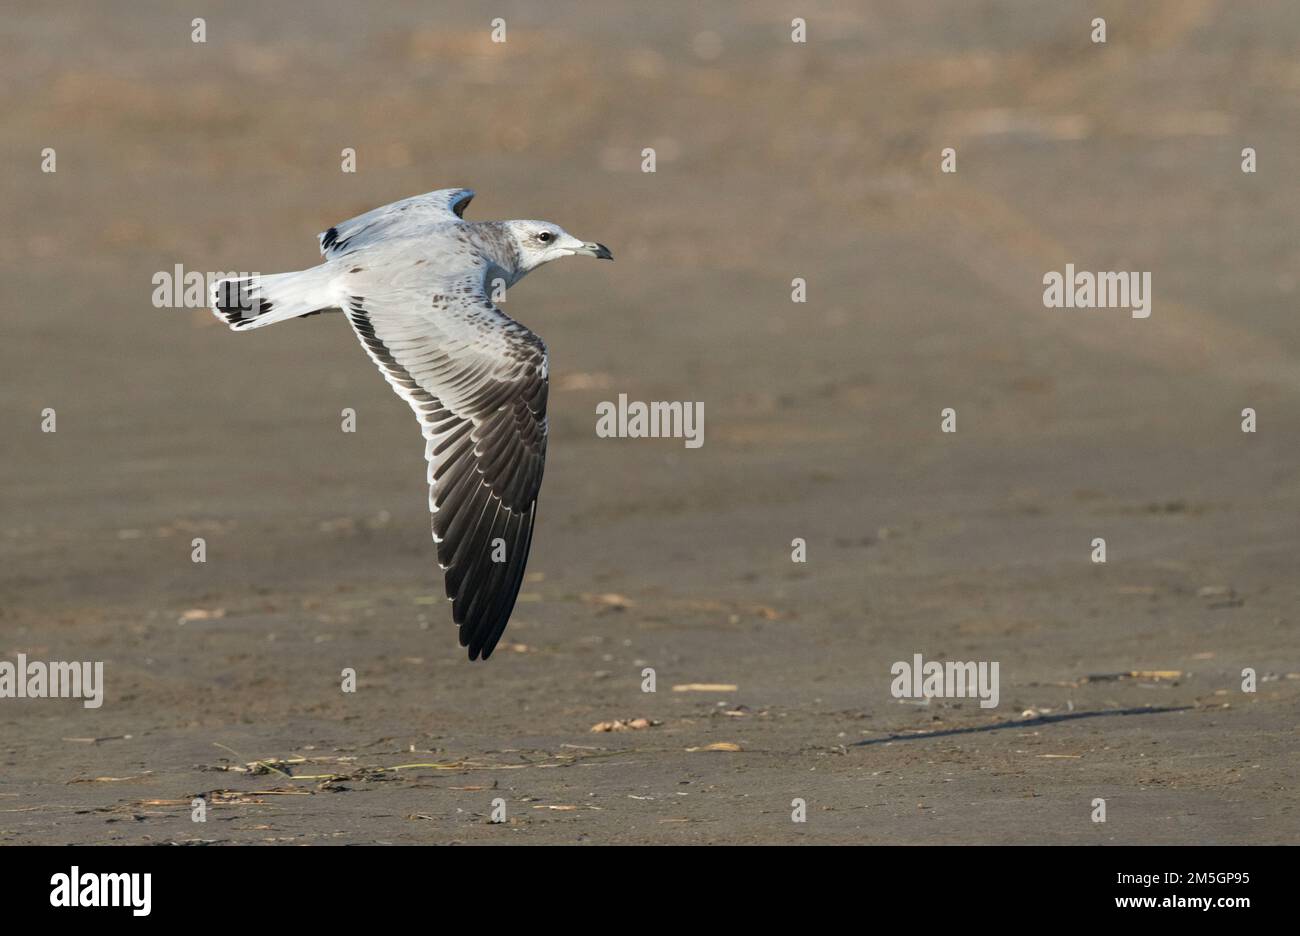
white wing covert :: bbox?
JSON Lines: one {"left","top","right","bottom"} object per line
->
{"left": 319, "top": 188, "right": 476, "bottom": 259}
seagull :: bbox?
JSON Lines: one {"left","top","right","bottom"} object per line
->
{"left": 209, "top": 188, "right": 612, "bottom": 660}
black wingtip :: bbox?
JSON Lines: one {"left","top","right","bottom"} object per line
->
{"left": 458, "top": 622, "right": 490, "bottom": 661}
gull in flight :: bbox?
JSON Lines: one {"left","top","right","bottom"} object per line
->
{"left": 209, "top": 188, "right": 612, "bottom": 659}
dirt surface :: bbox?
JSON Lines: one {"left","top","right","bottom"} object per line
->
{"left": 1, "top": 1, "right": 1297, "bottom": 844}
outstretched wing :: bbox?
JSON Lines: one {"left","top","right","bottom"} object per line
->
{"left": 318, "top": 188, "right": 475, "bottom": 259}
{"left": 341, "top": 269, "right": 547, "bottom": 660}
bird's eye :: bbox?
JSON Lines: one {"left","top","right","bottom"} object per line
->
{"left": 536, "top": 231, "right": 553, "bottom": 243}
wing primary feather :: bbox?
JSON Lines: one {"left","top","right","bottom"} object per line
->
{"left": 480, "top": 505, "right": 537, "bottom": 659}
{"left": 470, "top": 511, "right": 521, "bottom": 659}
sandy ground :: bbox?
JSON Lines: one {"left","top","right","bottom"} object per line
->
{"left": 1, "top": 1, "right": 1297, "bottom": 844}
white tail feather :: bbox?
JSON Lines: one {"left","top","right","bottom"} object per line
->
{"left": 210, "top": 265, "right": 338, "bottom": 331}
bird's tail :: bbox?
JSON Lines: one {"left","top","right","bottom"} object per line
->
{"left": 209, "top": 266, "right": 339, "bottom": 331}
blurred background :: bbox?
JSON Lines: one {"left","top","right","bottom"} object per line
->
{"left": 1, "top": 1, "right": 1297, "bottom": 843}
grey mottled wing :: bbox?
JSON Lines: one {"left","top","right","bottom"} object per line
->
{"left": 318, "top": 188, "right": 475, "bottom": 259}
{"left": 341, "top": 270, "right": 547, "bottom": 660}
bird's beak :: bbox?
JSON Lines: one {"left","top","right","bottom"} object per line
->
{"left": 574, "top": 241, "right": 614, "bottom": 260}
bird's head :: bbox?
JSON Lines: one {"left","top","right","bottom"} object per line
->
{"left": 502, "top": 220, "right": 613, "bottom": 276}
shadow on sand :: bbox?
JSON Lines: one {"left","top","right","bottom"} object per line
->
{"left": 851, "top": 705, "right": 1193, "bottom": 747}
